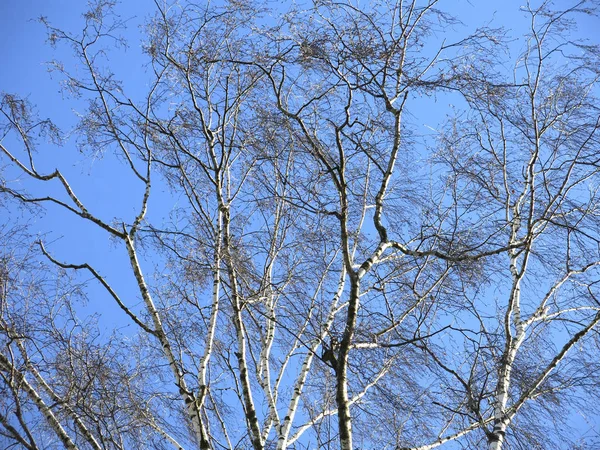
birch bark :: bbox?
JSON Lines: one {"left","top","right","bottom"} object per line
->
{"left": 0, "top": 353, "right": 77, "bottom": 450}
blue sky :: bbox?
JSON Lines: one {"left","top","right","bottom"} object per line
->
{"left": 1, "top": 0, "right": 163, "bottom": 330}
{"left": 2, "top": 0, "right": 600, "bottom": 448}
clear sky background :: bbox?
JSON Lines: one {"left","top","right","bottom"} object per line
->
{"left": 1, "top": 0, "right": 599, "bottom": 447}
{"left": 1, "top": 0, "right": 165, "bottom": 331}
{"left": 3, "top": 0, "right": 586, "bottom": 322}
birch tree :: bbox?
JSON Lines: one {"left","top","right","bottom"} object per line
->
{"left": 396, "top": 2, "right": 600, "bottom": 449}
{"left": 1, "top": 0, "right": 600, "bottom": 449}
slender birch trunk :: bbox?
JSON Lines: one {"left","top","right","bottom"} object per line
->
{"left": 124, "top": 234, "right": 210, "bottom": 448}
{"left": 0, "top": 353, "right": 78, "bottom": 450}
{"left": 222, "top": 205, "right": 263, "bottom": 450}
{"left": 277, "top": 270, "right": 346, "bottom": 449}
{"left": 196, "top": 209, "right": 222, "bottom": 414}
{"left": 15, "top": 341, "right": 103, "bottom": 450}
{"left": 488, "top": 255, "right": 523, "bottom": 449}
{"left": 336, "top": 275, "right": 360, "bottom": 450}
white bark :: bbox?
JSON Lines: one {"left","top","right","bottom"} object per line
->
{"left": 489, "top": 262, "right": 525, "bottom": 449}
{"left": 124, "top": 234, "right": 209, "bottom": 447}
{"left": 0, "top": 353, "right": 77, "bottom": 450}
{"left": 196, "top": 209, "right": 222, "bottom": 413}
{"left": 148, "top": 420, "right": 187, "bottom": 450}
{"left": 277, "top": 269, "right": 346, "bottom": 449}
{"left": 222, "top": 204, "right": 263, "bottom": 450}
{"left": 18, "top": 345, "right": 102, "bottom": 450}
{"left": 287, "top": 363, "right": 391, "bottom": 446}
{"left": 400, "top": 417, "right": 495, "bottom": 450}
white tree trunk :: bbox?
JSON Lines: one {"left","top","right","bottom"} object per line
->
{"left": 0, "top": 353, "right": 77, "bottom": 450}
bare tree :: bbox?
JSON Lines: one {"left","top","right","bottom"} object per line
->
{"left": 1, "top": 1, "right": 600, "bottom": 449}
